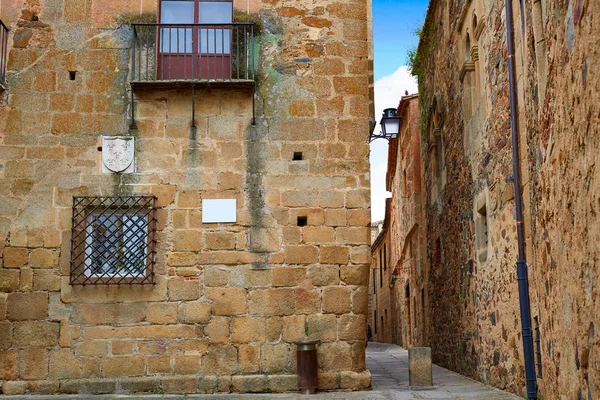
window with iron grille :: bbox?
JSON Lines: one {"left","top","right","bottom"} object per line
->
{"left": 70, "top": 196, "right": 157, "bottom": 285}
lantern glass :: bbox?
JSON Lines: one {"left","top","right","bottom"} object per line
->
{"left": 380, "top": 108, "right": 400, "bottom": 139}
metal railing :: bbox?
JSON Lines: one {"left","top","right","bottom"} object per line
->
{"left": 69, "top": 196, "right": 157, "bottom": 285}
{"left": 131, "top": 23, "right": 255, "bottom": 82}
{"left": 0, "top": 19, "right": 8, "bottom": 85}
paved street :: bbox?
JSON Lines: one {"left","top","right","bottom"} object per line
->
{"left": 1, "top": 343, "right": 521, "bottom": 400}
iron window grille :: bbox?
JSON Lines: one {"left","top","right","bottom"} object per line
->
{"left": 70, "top": 196, "right": 157, "bottom": 285}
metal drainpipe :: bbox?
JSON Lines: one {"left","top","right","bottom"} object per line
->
{"left": 504, "top": 0, "right": 538, "bottom": 398}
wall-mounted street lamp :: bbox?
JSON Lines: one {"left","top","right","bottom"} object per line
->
{"left": 369, "top": 108, "right": 401, "bottom": 143}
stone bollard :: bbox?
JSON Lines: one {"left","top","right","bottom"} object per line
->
{"left": 408, "top": 347, "right": 433, "bottom": 387}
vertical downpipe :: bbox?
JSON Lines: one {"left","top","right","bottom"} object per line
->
{"left": 505, "top": 0, "right": 537, "bottom": 398}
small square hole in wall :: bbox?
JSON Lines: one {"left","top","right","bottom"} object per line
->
{"left": 293, "top": 152, "right": 303, "bottom": 161}
{"left": 297, "top": 216, "right": 307, "bottom": 226}
{"left": 69, "top": 71, "right": 77, "bottom": 80}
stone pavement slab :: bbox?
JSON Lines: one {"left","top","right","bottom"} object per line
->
{"left": 0, "top": 343, "right": 521, "bottom": 400}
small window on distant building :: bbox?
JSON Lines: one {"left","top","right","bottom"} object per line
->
{"left": 70, "top": 196, "right": 157, "bottom": 285}
{"left": 475, "top": 195, "right": 489, "bottom": 263}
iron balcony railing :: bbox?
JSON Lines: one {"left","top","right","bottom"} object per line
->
{"left": 0, "top": 19, "right": 8, "bottom": 85}
{"left": 131, "top": 23, "right": 255, "bottom": 83}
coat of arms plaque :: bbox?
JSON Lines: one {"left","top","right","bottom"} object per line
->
{"left": 102, "top": 136, "right": 135, "bottom": 173}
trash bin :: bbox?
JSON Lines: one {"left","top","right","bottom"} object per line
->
{"left": 295, "top": 340, "right": 319, "bottom": 394}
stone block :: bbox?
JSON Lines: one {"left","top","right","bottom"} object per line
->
{"left": 206, "top": 287, "right": 246, "bottom": 315}
{"left": 173, "top": 355, "right": 201, "bottom": 374}
{"left": 49, "top": 349, "right": 83, "bottom": 380}
{"left": 408, "top": 347, "right": 433, "bottom": 387}
{"left": 317, "top": 372, "right": 339, "bottom": 390}
{"left": 200, "top": 344, "right": 238, "bottom": 375}
{"left": 267, "top": 374, "right": 298, "bottom": 392}
{"left": 248, "top": 288, "right": 295, "bottom": 316}
{"left": 350, "top": 246, "right": 371, "bottom": 264}
{"left": 180, "top": 301, "right": 211, "bottom": 324}
{"left": 147, "top": 302, "right": 178, "bottom": 324}
{"left": 3, "top": 247, "right": 27, "bottom": 268}
{"left": 272, "top": 266, "right": 306, "bottom": 287}
{"left": 340, "top": 370, "right": 371, "bottom": 390}
{"left": 0, "top": 350, "right": 17, "bottom": 380}
{"left": 172, "top": 230, "right": 203, "bottom": 252}
{"left": 306, "top": 314, "right": 337, "bottom": 342}
{"left": 347, "top": 209, "right": 370, "bottom": 226}
{"left": 231, "top": 317, "right": 266, "bottom": 343}
{"left": 60, "top": 378, "right": 116, "bottom": 394}
{"left": 111, "top": 341, "right": 133, "bottom": 356}
{"left": 309, "top": 265, "right": 340, "bottom": 286}
{"left": 320, "top": 245, "right": 349, "bottom": 264}
{"left": 318, "top": 342, "right": 352, "bottom": 371}
{"left": 75, "top": 341, "right": 108, "bottom": 357}
{"left": 7, "top": 292, "right": 48, "bottom": 321}
{"left": 336, "top": 227, "right": 370, "bottom": 245}
{"left": 197, "top": 375, "right": 218, "bottom": 393}
{"left": 261, "top": 343, "right": 290, "bottom": 373}
{"left": 238, "top": 344, "right": 260, "bottom": 373}
{"left": 352, "top": 287, "right": 368, "bottom": 314}
{"left": 119, "top": 377, "right": 161, "bottom": 394}
{"left": 340, "top": 265, "right": 369, "bottom": 285}
{"left": 248, "top": 228, "right": 281, "bottom": 252}
{"left": 322, "top": 286, "right": 351, "bottom": 314}
{"left": 33, "top": 270, "right": 61, "bottom": 291}
{"left": 303, "top": 227, "right": 335, "bottom": 244}
{"left": 205, "top": 231, "right": 236, "bottom": 250}
{"left": 284, "top": 245, "right": 318, "bottom": 264}
{"left": 168, "top": 277, "right": 200, "bottom": 301}
{"left": 103, "top": 356, "right": 145, "bottom": 377}
{"left": 2, "top": 380, "right": 27, "bottom": 395}
{"left": 338, "top": 314, "right": 366, "bottom": 340}
{"left": 147, "top": 356, "right": 171, "bottom": 374}
{"left": 204, "top": 267, "right": 229, "bottom": 287}
{"left": 281, "top": 315, "right": 307, "bottom": 342}
{"left": 0, "top": 269, "right": 20, "bottom": 291}
{"left": 324, "top": 209, "right": 347, "bottom": 227}
{"left": 231, "top": 375, "right": 267, "bottom": 393}
{"left": 161, "top": 376, "right": 196, "bottom": 394}
{"left": 204, "top": 317, "right": 230, "bottom": 344}
{"left": 29, "top": 380, "right": 60, "bottom": 394}
{"left": 295, "top": 286, "right": 321, "bottom": 314}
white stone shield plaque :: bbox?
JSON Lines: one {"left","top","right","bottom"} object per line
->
{"left": 102, "top": 136, "right": 135, "bottom": 173}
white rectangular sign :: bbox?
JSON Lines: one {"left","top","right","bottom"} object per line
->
{"left": 202, "top": 199, "right": 237, "bottom": 223}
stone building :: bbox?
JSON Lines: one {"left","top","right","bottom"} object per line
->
{"left": 412, "top": 0, "right": 599, "bottom": 398}
{"left": 385, "top": 94, "right": 427, "bottom": 349}
{"left": 0, "top": 0, "right": 374, "bottom": 395}
{"left": 369, "top": 199, "right": 390, "bottom": 343}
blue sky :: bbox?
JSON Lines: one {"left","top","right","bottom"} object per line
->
{"left": 372, "top": 0, "right": 429, "bottom": 80}
{"left": 370, "top": 0, "right": 429, "bottom": 221}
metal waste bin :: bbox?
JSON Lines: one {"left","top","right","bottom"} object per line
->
{"left": 295, "top": 340, "right": 319, "bottom": 394}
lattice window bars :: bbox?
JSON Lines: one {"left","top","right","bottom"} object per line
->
{"left": 70, "top": 196, "right": 157, "bottom": 285}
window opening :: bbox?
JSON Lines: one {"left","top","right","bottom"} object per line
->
{"left": 69, "top": 71, "right": 77, "bottom": 80}
{"left": 383, "top": 244, "right": 387, "bottom": 270}
{"left": 70, "top": 196, "right": 157, "bottom": 285}
{"left": 297, "top": 216, "right": 307, "bottom": 227}
{"left": 293, "top": 152, "right": 303, "bottom": 161}
{"left": 379, "top": 248, "right": 383, "bottom": 288}
{"left": 374, "top": 310, "right": 377, "bottom": 334}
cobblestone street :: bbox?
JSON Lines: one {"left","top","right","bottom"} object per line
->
{"left": 1, "top": 343, "right": 522, "bottom": 400}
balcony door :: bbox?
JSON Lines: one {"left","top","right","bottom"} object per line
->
{"left": 158, "top": 0, "right": 233, "bottom": 80}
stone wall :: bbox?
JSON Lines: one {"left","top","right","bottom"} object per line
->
{"left": 0, "top": 0, "right": 373, "bottom": 394}
{"left": 369, "top": 204, "right": 391, "bottom": 344}
{"left": 386, "top": 95, "right": 427, "bottom": 350}
{"left": 413, "top": 0, "right": 599, "bottom": 398}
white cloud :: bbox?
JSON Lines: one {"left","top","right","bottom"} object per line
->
{"left": 370, "top": 66, "right": 418, "bottom": 222}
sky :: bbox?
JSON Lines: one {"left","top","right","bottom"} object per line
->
{"left": 370, "top": 0, "right": 429, "bottom": 222}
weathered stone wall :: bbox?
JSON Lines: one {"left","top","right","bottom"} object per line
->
{"left": 0, "top": 0, "right": 373, "bottom": 394}
{"left": 386, "top": 95, "right": 428, "bottom": 349}
{"left": 413, "top": 0, "right": 599, "bottom": 398}
{"left": 369, "top": 210, "right": 391, "bottom": 344}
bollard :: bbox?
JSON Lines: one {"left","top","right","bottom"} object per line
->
{"left": 295, "top": 340, "right": 320, "bottom": 394}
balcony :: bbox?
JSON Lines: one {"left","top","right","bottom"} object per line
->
{"left": 0, "top": 19, "right": 8, "bottom": 88}
{"left": 130, "top": 23, "right": 256, "bottom": 91}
